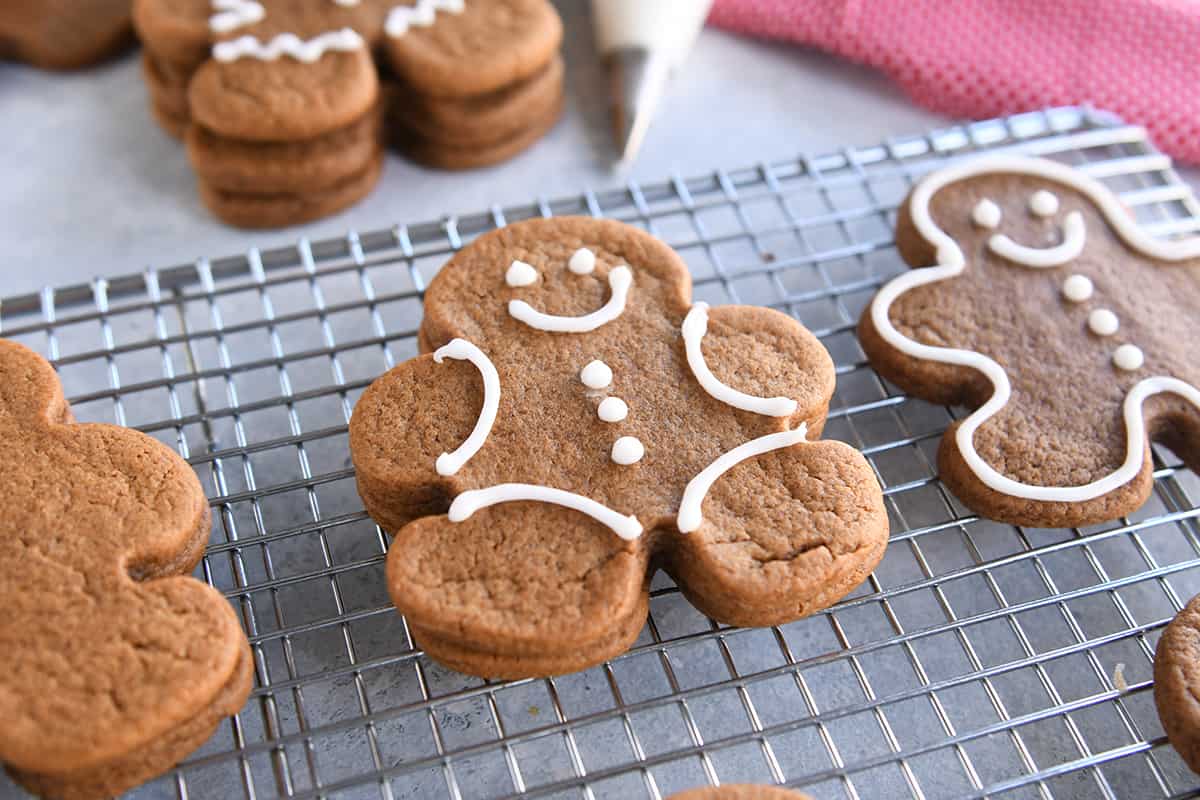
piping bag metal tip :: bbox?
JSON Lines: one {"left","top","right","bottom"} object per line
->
{"left": 606, "top": 47, "right": 672, "bottom": 167}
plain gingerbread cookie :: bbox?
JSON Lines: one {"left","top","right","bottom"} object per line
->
{"left": 0, "top": 339, "right": 252, "bottom": 799}
{"left": 859, "top": 154, "right": 1200, "bottom": 528}
{"left": 350, "top": 217, "right": 888, "bottom": 678}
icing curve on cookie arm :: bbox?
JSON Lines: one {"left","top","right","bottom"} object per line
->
{"left": 872, "top": 154, "right": 1200, "bottom": 502}
{"left": 509, "top": 265, "right": 632, "bottom": 332}
{"left": 677, "top": 423, "right": 808, "bottom": 533}
{"left": 432, "top": 338, "right": 499, "bottom": 476}
{"left": 449, "top": 484, "right": 644, "bottom": 541}
{"left": 682, "top": 302, "right": 798, "bottom": 417}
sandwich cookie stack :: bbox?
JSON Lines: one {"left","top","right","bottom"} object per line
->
{"left": 380, "top": 0, "right": 564, "bottom": 169}
{"left": 135, "top": 0, "right": 385, "bottom": 227}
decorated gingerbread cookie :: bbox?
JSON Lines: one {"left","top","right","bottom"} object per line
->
{"left": 132, "top": 0, "right": 563, "bottom": 226}
{"left": 0, "top": 340, "right": 252, "bottom": 798}
{"left": 859, "top": 155, "right": 1200, "bottom": 527}
{"left": 0, "top": 0, "right": 134, "bottom": 70}
{"left": 1155, "top": 594, "right": 1200, "bottom": 773}
{"left": 349, "top": 217, "right": 888, "bottom": 678}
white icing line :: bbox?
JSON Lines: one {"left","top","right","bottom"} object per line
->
{"left": 332, "top": 0, "right": 360, "bottom": 5}
{"left": 972, "top": 198, "right": 1001, "bottom": 229}
{"left": 598, "top": 396, "right": 628, "bottom": 422}
{"left": 611, "top": 436, "right": 644, "bottom": 465}
{"left": 580, "top": 360, "right": 612, "bottom": 389}
{"left": 449, "top": 484, "right": 643, "bottom": 541}
{"left": 677, "top": 423, "right": 808, "bottom": 533}
{"left": 509, "top": 266, "right": 632, "bottom": 333}
{"left": 505, "top": 260, "right": 537, "bottom": 287}
{"left": 386, "top": 0, "right": 464, "bottom": 37}
{"left": 1029, "top": 189, "right": 1060, "bottom": 217}
{"left": 213, "top": 28, "right": 364, "bottom": 62}
{"left": 210, "top": 0, "right": 264, "bottom": 34}
{"left": 1113, "top": 345, "right": 1145, "bottom": 371}
{"left": 987, "top": 210, "right": 1086, "bottom": 267}
{"left": 432, "top": 339, "right": 499, "bottom": 476}
{"left": 1062, "top": 274, "right": 1093, "bottom": 302}
{"left": 682, "top": 302, "right": 798, "bottom": 417}
{"left": 870, "top": 154, "right": 1200, "bottom": 502}
{"left": 1088, "top": 308, "right": 1119, "bottom": 337}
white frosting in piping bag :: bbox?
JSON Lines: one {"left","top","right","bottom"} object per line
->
{"left": 213, "top": 28, "right": 364, "bottom": 62}
{"left": 509, "top": 266, "right": 632, "bottom": 332}
{"left": 432, "top": 339, "right": 499, "bottom": 476}
{"left": 869, "top": 154, "right": 1200, "bottom": 502}
{"left": 682, "top": 303, "right": 798, "bottom": 417}
{"left": 210, "top": 0, "right": 264, "bottom": 33}
{"left": 386, "top": 0, "right": 465, "bottom": 37}
{"left": 449, "top": 484, "right": 643, "bottom": 541}
{"left": 677, "top": 423, "right": 808, "bottom": 533}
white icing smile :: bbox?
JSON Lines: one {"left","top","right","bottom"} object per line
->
{"left": 509, "top": 266, "right": 632, "bottom": 332}
{"left": 987, "top": 210, "right": 1086, "bottom": 268}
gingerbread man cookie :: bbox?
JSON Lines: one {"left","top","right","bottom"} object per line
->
{"left": 0, "top": 1, "right": 134, "bottom": 70}
{"left": 0, "top": 340, "right": 251, "bottom": 799}
{"left": 1155, "top": 593, "right": 1200, "bottom": 774}
{"left": 133, "top": 0, "right": 563, "bottom": 226}
{"left": 859, "top": 155, "right": 1200, "bottom": 527}
{"left": 349, "top": 217, "right": 888, "bottom": 679}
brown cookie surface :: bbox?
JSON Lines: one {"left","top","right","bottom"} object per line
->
{"left": 668, "top": 786, "right": 813, "bottom": 800}
{"left": 350, "top": 217, "right": 888, "bottom": 678}
{"left": 0, "top": 340, "right": 251, "bottom": 799}
{"left": 0, "top": 0, "right": 134, "bottom": 70}
{"left": 859, "top": 156, "right": 1200, "bottom": 527}
{"left": 1156, "top": 594, "right": 1200, "bottom": 773}
{"left": 187, "top": 105, "right": 382, "bottom": 192}
{"left": 197, "top": 151, "right": 384, "bottom": 228}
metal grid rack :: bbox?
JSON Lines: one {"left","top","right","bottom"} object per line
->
{"left": 4, "top": 106, "right": 1200, "bottom": 800}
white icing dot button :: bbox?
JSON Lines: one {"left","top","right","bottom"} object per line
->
{"left": 1113, "top": 344, "right": 1145, "bottom": 371}
{"left": 505, "top": 260, "right": 537, "bottom": 287}
{"left": 972, "top": 198, "right": 1001, "bottom": 229}
{"left": 580, "top": 360, "right": 612, "bottom": 389}
{"left": 1088, "top": 308, "right": 1119, "bottom": 337}
{"left": 597, "top": 396, "right": 628, "bottom": 422}
{"left": 611, "top": 436, "right": 645, "bottom": 465}
{"left": 1061, "top": 274, "right": 1093, "bottom": 303}
{"left": 1029, "top": 190, "right": 1060, "bottom": 217}
{"left": 568, "top": 248, "right": 596, "bottom": 275}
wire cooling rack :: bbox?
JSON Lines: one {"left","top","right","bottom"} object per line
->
{"left": 4, "top": 106, "right": 1200, "bottom": 800}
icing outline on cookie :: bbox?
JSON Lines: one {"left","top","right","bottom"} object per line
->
{"left": 386, "top": 0, "right": 465, "bottom": 37}
{"left": 677, "top": 423, "right": 808, "bottom": 533}
{"left": 213, "top": 29, "right": 364, "bottom": 63}
{"left": 433, "top": 338, "right": 499, "bottom": 476}
{"left": 682, "top": 302, "right": 799, "bottom": 417}
{"left": 871, "top": 154, "right": 1200, "bottom": 502}
{"left": 509, "top": 265, "right": 632, "bottom": 332}
{"left": 449, "top": 484, "right": 644, "bottom": 541}
{"left": 210, "top": 0, "right": 265, "bottom": 33}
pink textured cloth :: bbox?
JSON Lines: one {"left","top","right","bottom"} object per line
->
{"left": 709, "top": 0, "right": 1200, "bottom": 163}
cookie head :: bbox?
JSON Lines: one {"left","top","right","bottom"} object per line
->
{"left": 861, "top": 154, "right": 1200, "bottom": 527}
{"left": 351, "top": 216, "right": 888, "bottom": 678}
{"left": 0, "top": 340, "right": 251, "bottom": 798}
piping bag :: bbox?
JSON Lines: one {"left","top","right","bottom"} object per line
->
{"left": 591, "top": 0, "right": 714, "bottom": 166}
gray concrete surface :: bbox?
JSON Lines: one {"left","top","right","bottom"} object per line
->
{"left": 0, "top": 1, "right": 955, "bottom": 295}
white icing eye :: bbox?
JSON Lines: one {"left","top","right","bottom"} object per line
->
{"left": 569, "top": 248, "right": 596, "bottom": 275}
{"left": 1088, "top": 308, "right": 1119, "bottom": 337}
{"left": 1029, "top": 190, "right": 1060, "bottom": 217}
{"left": 505, "top": 260, "right": 538, "bottom": 287}
{"left": 972, "top": 199, "right": 1002, "bottom": 229}
{"left": 1061, "top": 274, "right": 1093, "bottom": 303}
{"left": 580, "top": 360, "right": 612, "bottom": 389}
{"left": 611, "top": 436, "right": 645, "bottom": 465}
{"left": 597, "top": 396, "right": 628, "bottom": 422}
{"left": 1113, "top": 344, "right": 1144, "bottom": 371}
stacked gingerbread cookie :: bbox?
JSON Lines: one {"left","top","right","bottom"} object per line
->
{"left": 133, "top": 0, "right": 563, "bottom": 228}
